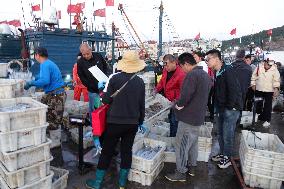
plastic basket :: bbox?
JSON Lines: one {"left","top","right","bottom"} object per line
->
{"left": 51, "top": 166, "right": 69, "bottom": 189}
{"left": 132, "top": 138, "right": 166, "bottom": 173}
{"left": 0, "top": 97, "right": 47, "bottom": 132}
{"left": 0, "top": 79, "right": 24, "bottom": 99}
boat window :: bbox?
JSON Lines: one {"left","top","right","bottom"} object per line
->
{"left": 28, "top": 41, "right": 40, "bottom": 59}
{"left": 99, "top": 42, "right": 106, "bottom": 52}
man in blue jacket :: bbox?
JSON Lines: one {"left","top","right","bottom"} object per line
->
{"left": 206, "top": 49, "right": 243, "bottom": 169}
{"left": 24, "top": 47, "right": 66, "bottom": 131}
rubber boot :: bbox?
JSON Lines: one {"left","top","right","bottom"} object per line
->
{"left": 118, "top": 168, "right": 130, "bottom": 189}
{"left": 86, "top": 169, "right": 106, "bottom": 189}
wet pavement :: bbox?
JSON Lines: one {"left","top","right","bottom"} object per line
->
{"left": 51, "top": 112, "right": 284, "bottom": 189}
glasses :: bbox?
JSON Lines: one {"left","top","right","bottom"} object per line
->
{"left": 163, "top": 61, "right": 170, "bottom": 66}
{"left": 205, "top": 57, "right": 212, "bottom": 62}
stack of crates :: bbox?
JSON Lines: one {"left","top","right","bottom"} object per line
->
{"left": 0, "top": 79, "right": 53, "bottom": 188}
{"left": 128, "top": 138, "right": 166, "bottom": 186}
{"left": 138, "top": 72, "right": 155, "bottom": 97}
{"left": 239, "top": 130, "right": 284, "bottom": 189}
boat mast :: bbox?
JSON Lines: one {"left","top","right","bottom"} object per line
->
{"left": 112, "top": 22, "right": 115, "bottom": 65}
{"left": 158, "top": 1, "right": 163, "bottom": 59}
{"left": 69, "top": 0, "right": 72, "bottom": 29}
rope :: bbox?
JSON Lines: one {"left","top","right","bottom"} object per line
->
{"left": 120, "top": 13, "right": 140, "bottom": 48}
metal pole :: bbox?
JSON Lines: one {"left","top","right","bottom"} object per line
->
{"left": 112, "top": 22, "right": 115, "bottom": 65}
{"left": 158, "top": 1, "right": 163, "bottom": 59}
{"left": 69, "top": 0, "right": 72, "bottom": 29}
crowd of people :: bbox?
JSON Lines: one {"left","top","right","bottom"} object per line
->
{"left": 23, "top": 44, "right": 283, "bottom": 188}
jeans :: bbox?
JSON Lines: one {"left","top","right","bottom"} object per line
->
{"left": 88, "top": 92, "right": 100, "bottom": 122}
{"left": 168, "top": 108, "right": 179, "bottom": 137}
{"left": 217, "top": 108, "right": 240, "bottom": 157}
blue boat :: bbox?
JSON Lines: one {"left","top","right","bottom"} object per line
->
{"left": 25, "top": 27, "right": 112, "bottom": 79}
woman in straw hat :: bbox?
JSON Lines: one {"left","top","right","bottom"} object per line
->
{"left": 86, "top": 50, "right": 146, "bottom": 189}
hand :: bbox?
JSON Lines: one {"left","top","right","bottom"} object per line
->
{"left": 251, "top": 85, "right": 256, "bottom": 91}
{"left": 138, "top": 123, "right": 147, "bottom": 134}
{"left": 151, "top": 90, "right": 157, "bottom": 97}
{"left": 175, "top": 104, "right": 184, "bottom": 110}
{"left": 98, "top": 81, "right": 106, "bottom": 90}
{"left": 93, "top": 136, "right": 101, "bottom": 149}
{"left": 24, "top": 81, "right": 33, "bottom": 90}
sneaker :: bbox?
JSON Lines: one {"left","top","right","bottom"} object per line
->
{"left": 165, "top": 170, "right": 186, "bottom": 182}
{"left": 211, "top": 154, "right": 224, "bottom": 162}
{"left": 262, "top": 121, "right": 270, "bottom": 128}
{"left": 217, "top": 156, "right": 232, "bottom": 169}
{"left": 187, "top": 166, "right": 196, "bottom": 177}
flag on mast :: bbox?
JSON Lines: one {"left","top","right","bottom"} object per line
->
{"left": 94, "top": 8, "right": 106, "bottom": 17}
{"left": 230, "top": 28, "right": 236, "bottom": 35}
{"left": 195, "top": 32, "right": 200, "bottom": 40}
{"left": 105, "top": 0, "right": 114, "bottom": 6}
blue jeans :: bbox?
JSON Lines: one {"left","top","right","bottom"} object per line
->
{"left": 168, "top": 108, "right": 179, "bottom": 137}
{"left": 217, "top": 108, "right": 240, "bottom": 157}
{"left": 88, "top": 92, "right": 100, "bottom": 122}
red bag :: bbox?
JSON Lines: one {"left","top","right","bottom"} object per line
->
{"left": 91, "top": 74, "right": 137, "bottom": 136}
{"left": 92, "top": 104, "right": 110, "bottom": 136}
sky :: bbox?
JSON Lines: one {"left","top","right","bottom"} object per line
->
{"left": 0, "top": 0, "right": 284, "bottom": 43}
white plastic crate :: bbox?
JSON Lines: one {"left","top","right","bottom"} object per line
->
{"left": 0, "top": 171, "right": 53, "bottom": 189}
{"left": 241, "top": 111, "right": 259, "bottom": 126}
{"left": 132, "top": 138, "right": 166, "bottom": 173}
{"left": 198, "top": 125, "right": 212, "bottom": 152}
{"left": 69, "top": 126, "right": 94, "bottom": 149}
{"left": 0, "top": 139, "right": 51, "bottom": 172}
{"left": 239, "top": 130, "right": 284, "bottom": 188}
{"left": 0, "top": 79, "right": 24, "bottom": 99}
{"left": 144, "top": 94, "right": 171, "bottom": 122}
{"left": 0, "top": 63, "right": 8, "bottom": 78}
{"left": 51, "top": 166, "right": 69, "bottom": 189}
{"left": 147, "top": 126, "right": 169, "bottom": 139}
{"left": 0, "top": 97, "right": 47, "bottom": 132}
{"left": 64, "top": 100, "right": 89, "bottom": 115}
{"left": 48, "top": 127, "right": 61, "bottom": 149}
{"left": 0, "top": 123, "right": 48, "bottom": 153}
{"left": 128, "top": 162, "right": 164, "bottom": 186}
{"left": 0, "top": 157, "right": 52, "bottom": 188}
{"left": 31, "top": 92, "right": 45, "bottom": 102}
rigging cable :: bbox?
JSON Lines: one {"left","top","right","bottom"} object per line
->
{"left": 20, "top": 0, "right": 27, "bottom": 29}
{"left": 120, "top": 12, "right": 140, "bottom": 48}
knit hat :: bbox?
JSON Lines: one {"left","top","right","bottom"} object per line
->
{"left": 117, "top": 50, "right": 146, "bottom": 73}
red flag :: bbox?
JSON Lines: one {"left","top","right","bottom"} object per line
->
{"left": 76, "top": 2, "right": 85, "bottom": 10}
{"left": 230, "top": 28, "right": 236, "bottom": 35}
{"left": 67, "top": 4, "right": 82, "bottom": 14}
{"left": 57, "top": 10, "right": 61, "bottom": 19}
{"left": 195, "top": 32, "right": 200, "bottom": 40}
{"left": 0, "top": 20, "right": 8, "bottom": 24}
{"left": 8, "top": 20, "right": 21, "bottom": 27}
{"left": 105, "top": 0, "right": 114, "bottom": 6}
{"left": 94, "top": 8, "right": 106, "bottom": 17}
{"left": 32, "top": 4, "right": 41, "bottom": 11}
{"left": 267, "top": 29, "right": 272, "bottom": 36}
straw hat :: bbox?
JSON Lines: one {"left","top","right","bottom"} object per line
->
{"left": 117, "top": 50, "right": 146, "bottom": 73}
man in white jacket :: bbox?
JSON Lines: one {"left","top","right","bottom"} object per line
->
{"left": 251, "top": 56, "right": 280, "bottom": 127}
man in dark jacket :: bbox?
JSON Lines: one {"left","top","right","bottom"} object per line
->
{"left": 153, "top": 54, "right": 185, "bottom": 137}
{"left": 77, "top": 43, "right": 108, "bottom": 120}
{"left": 206, "top": 49, "right": 242, "bottom": 169}
{"left": 231, "top": 49, "right": 253, "bottom": 120}
{"left": 165, "top": 53, "right": 211, "bottom": 182}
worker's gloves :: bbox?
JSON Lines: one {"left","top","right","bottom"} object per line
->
{"left": 138, "top": 123, "right": 147, "bottom": 134}
{"left": 98, "top": 81, "right": 106, "bottom": 90}
{"left": 93, "top": 136, "right": 102, "bottom": 156}
{"left": 273, "top": 88, "right": 280, "bottom": 98}
{"left": 24, "top": 81, "right": 33, "bottom": 90}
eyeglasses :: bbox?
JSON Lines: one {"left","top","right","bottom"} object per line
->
{"left": 205, "top": 57, "right": 213, "bottom": 62}
{"left": 163, "top": 61, "right": 170, "bottom": 66}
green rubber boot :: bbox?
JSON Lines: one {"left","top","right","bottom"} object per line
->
{"left": 86, "top": 169, "right": 106, "bottom": 189}
{"left": 118, "top": 169, "right": 130, "bottom": 188}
